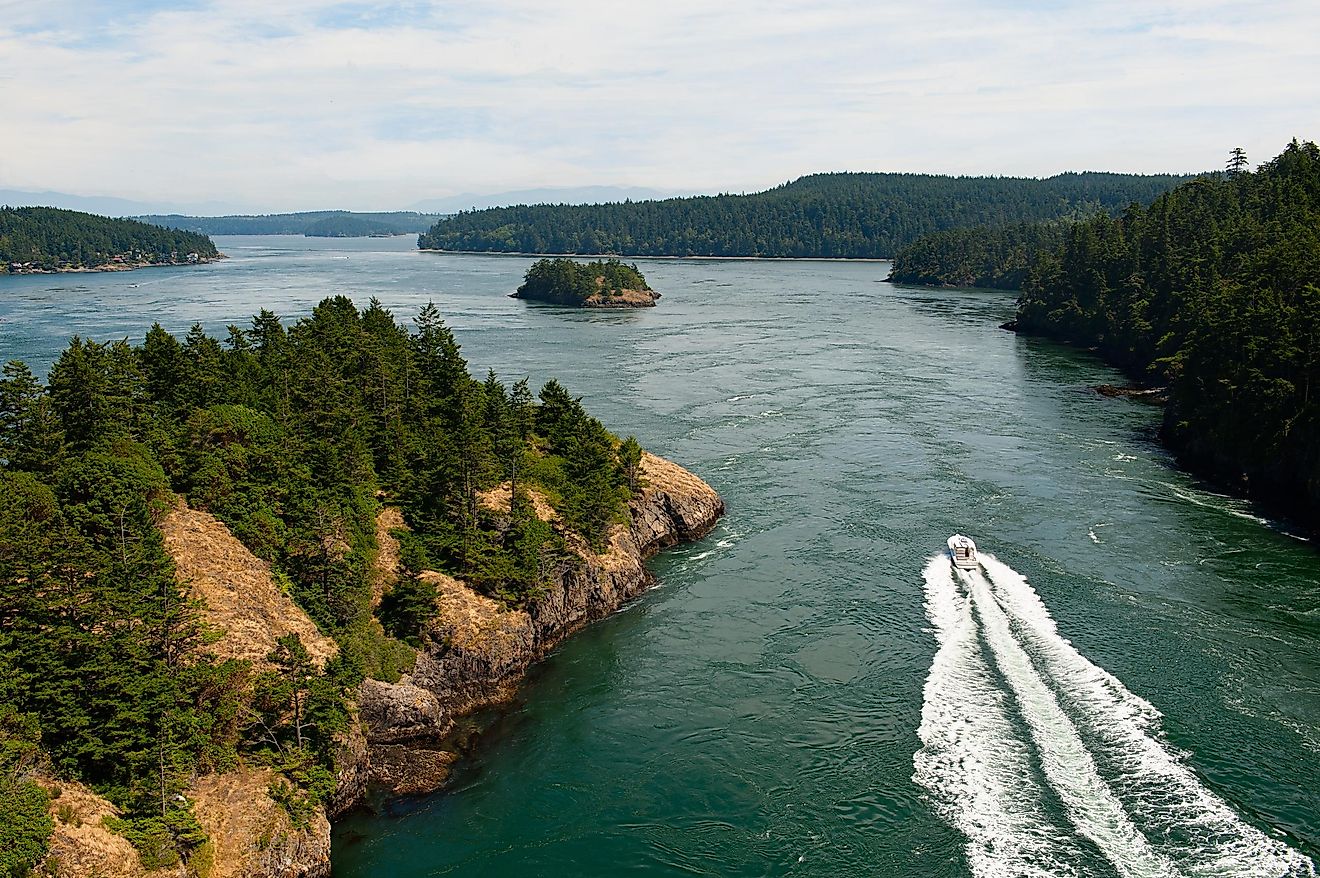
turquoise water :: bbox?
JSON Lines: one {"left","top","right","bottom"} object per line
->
{"left": 3, "top": 237, "right": 1317, "bottom": 876}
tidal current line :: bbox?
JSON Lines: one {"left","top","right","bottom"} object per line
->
{"left": 914, "top": 557, "right": 1085, "bottom": 878}
{"left": 978, "top": 554, "right": 1317, "bottom": 878}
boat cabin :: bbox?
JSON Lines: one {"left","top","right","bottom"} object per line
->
{"left": 947, "top": 534, "right": 978, "bottom": 570}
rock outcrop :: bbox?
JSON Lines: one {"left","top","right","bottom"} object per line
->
{"left": 357, "top": 678, "right": 448, "bottom": 743}
{"left": 368, "top": 451, "right": 723, "bottom": 800}
{"left": 326, "top": 720, "right": 370, "bottom": 822}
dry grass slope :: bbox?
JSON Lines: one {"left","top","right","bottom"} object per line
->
{"left": 190, "top": 769, "right": 330, "bottom": 878}
{"left": 419, "top": 569, "right": 532, "bottom": 655}
{"left": 159, "top": 503, "right": 338, "bottom": 671}
{"left": 38, "top": 780, "right": 158, "bottom": 878}
{"left": 372, "top": 506, "right": 406, "bottom": 606}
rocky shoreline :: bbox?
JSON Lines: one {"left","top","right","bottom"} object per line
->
{"left": 338, "top": 452, "right": 722, "bottom": 811}
{"left": 511, "top": 286, "right": 661, "bottom": 308}
{"left": 39, "top": 452, "right": 723, "bottom": 877}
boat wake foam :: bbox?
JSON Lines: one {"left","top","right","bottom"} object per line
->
{"left": 914, "top": 552, "right": 1316, "bottom": 878}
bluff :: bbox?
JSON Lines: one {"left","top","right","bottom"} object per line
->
{"left": 347, "top": 452, "right": 722, "bottom": 802}
{"left": 34, "top": 453, "right": 721, "bottom": 877}
{"left": 0, "top": 298, "right": 708, "bottom": 876}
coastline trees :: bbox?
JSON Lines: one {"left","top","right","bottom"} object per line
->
{"left": 0, "top": 207, "right": 218, "bottom": 273}
{"left": 0, "top": 297, "right": 646, "bottom": 870}
{"left": 419, "top": 171, "right": 1192, "bottom": 259}
{"left": 890, "top": 140, "right": 1320, "bottom": 529}
{"left": 514, "top": 258, "right": 651, "bottom": 305}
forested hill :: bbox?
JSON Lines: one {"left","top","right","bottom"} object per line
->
{"left": 1, "top": 206, "right": 219, "bottom": 273}
{"left": 417, "top": 171, "right": 1193, "bottom": 259}
{"left": 0, "top": 298, "right": 647, "bottom": 872}
{"left": 886, "top": 221, "right": 1069, "bottom": 289}
{"left": 893, "top": 141, "right": 1320, "bottom": 529}
{"left": 140, "top": 210, "right": 442, "bottom": 237}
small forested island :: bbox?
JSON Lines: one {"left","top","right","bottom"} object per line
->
{"left": 890, "top": 140, "right": 1320, "bottom": 532}
{"left": 0, "top": 299, "right": 721, "bottom": 876}
{"left": 301, "top": 216, "right": 400, "bottom": 237}
{"left": 417, "top": 171, "right": 1193, "bottom": 258}
{"left": 513, "top": 258, "right": 660, "bottom": 307}
{"left": 1, "top": 206, "right": 219, "bottom": 273}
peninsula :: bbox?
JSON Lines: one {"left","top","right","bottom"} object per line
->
{"left": 0, "top": 299, "right": 721, "bottom": 877}
{"left": 0, "top": 206, "right": 219, "bottom": 273}
{"left": 512, "top": 257, "right": 660, "bottom": 307}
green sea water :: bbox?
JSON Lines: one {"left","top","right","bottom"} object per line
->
{"left": 2, "top": 236, "right": 1316, "bottom": 876}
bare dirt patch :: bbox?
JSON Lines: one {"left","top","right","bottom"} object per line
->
{"left": 372, "top": 506, "right": 406, "bottom": 605}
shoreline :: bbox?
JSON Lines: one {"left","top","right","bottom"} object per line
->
{"left": 419, "top": 247, "right": 893, "bottom": 264}
{"left": 1004, "top": 320, "right": 1315, "bottom": 538}
{"left": 3, "top": 255, "right": 225, "bottom": 275}
{"left": 327, "top": 453, "right": 725, "bottom": 866}
{"left": 898, "top": 274, "right": 1312, "bottom": 538}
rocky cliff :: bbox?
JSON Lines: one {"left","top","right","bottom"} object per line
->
{"left": 51, "top": 454, "right": 721, "bottom": 878}
{"left": 354, "top": 451, "right": 724, "bottom": 799}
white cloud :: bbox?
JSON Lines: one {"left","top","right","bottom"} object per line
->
{"left": 0, "top": 0, "right": 1315, "bottom": 210}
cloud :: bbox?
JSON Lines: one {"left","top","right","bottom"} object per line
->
{"left": 0, "top": 0, "right": 1315, "bottom": 210}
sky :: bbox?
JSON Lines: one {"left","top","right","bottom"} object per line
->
{"left": 0, "top": 0, "right": 1316, "bottom": 212}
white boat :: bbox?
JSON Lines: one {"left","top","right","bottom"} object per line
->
{"left": 947, "top": 534, "right": 978, "bottom": 570}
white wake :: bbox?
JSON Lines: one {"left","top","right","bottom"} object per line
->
{"left": 915, "top": 551, "right": 1316, "bottom": 878}
{"left": 914, "top": 557, "right": 1084, "bottom": 877}
{"left": 978, "top": 554, "right": 1315, "bottom": 878}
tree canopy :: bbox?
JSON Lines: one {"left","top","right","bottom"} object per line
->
{"left": 418, "top": 171, "right": 1193, "bottom": 259}
{"left": 1, "top": 207, "right": 218, "bottom": 273}
{"left": 0, "top": 298, "right": 644, "bottom": 871}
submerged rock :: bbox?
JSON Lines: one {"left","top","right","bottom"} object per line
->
{"left": 1093, "top": 383, "right": 1167, "bottom": 404}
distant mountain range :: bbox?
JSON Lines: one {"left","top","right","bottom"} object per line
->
{"left": 0, "top": 188, "right": 243, "bottom": 218}
{"left": 0, "top": 185, "right": 688, "bottom": 226}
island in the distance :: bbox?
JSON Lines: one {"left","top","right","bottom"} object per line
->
{"left": 1, "top": 206, "right": 219, "bottom": 273}
{"left": 512, "top": 257, "right": 660, "bottom": 307}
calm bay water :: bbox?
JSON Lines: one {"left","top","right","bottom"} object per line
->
{"left": 2, "top": 236, "right": 1317, "bottom": 876}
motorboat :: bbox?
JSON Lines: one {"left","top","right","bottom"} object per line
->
{"left": 947, "top": 534, "right": 978, "bottom": 570}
